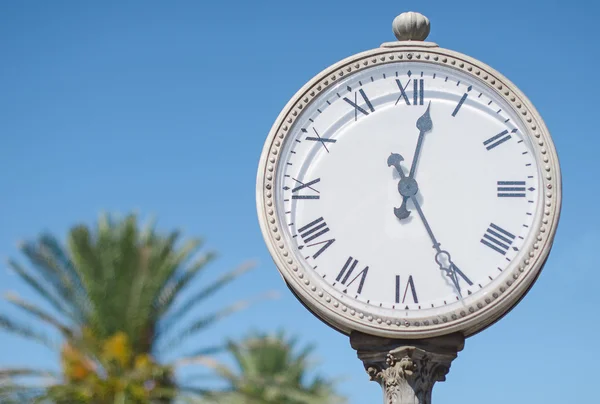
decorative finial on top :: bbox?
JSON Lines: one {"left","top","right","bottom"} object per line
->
{"left": 392, "top": 12, "right": 430, "bottom": 41}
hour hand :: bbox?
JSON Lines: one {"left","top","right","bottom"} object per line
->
{"left": 388, "top": 154, "right": 411, "bottom": 219}
{"left": 416, "top": 102, "right": 433, "bottom": 133}
{"left": 394, "top": 198, "right": 411, "bottom": 220}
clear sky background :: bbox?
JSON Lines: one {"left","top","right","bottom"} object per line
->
{"left": 0, "top": 1, "right": 598, "bottom": 403}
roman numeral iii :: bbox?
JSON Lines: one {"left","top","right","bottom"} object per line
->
{"left": 336, "top": 256, "right": 369, "bottom": 294}
{"left": 395, "top": 275, "right": 418, "bottom": 305}
{"left": 480, "top": 223, "right": 516, "bottom": 255}
{"left": 297, "top": 217, "right": 335, "bottom": 259}
{"left": 497, "top": 181, "right": 526, "bottom": 197}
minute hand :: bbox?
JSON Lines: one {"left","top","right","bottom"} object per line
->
{"left": 409, "top": 102, "right": 432, "bottom": 179}
{"left": 410, "top": 196, "right": 464, "bottom": 296}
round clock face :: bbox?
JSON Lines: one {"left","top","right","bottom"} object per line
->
{"left": 259, "top": 51, "right": 559, "bottom": 337}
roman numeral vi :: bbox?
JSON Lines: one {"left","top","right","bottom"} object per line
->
{"left": 395, "top": 275, "right": 418, "bottom": 306}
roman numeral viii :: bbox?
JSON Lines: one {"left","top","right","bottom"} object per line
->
{"left": 336, "top": 256, "right": 369, "bottom": 294}
{"left": 395, "top": 275, "right": 418, "bottom": 307}
{"left": 297, "top": 217, "right": 335, "bottom": 259}
{"left": 480, "top": 223, "right": 516, "bottom": 255}
{"left": 343, "top": 89, "right": 375, "bottom": 121}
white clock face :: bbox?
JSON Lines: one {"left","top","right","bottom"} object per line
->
{"left": 274, "top": 61, "right": 542, "bottom": 320}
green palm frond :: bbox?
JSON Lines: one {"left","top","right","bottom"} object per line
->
{"left": 7, "top": 259, "right": 77, "bottom": 323}
{"left": 1, "top": 212, "right": 269, "bottom": 403}
{"left": 155, "top": 251, "right": 217, "bottom": 316}
{"left": 5, "top": 293, "right": 73, "bottom": 338}
{"left": 0, "top": 314, "right": 56, "bottom": 350}
{"left": 158, "top": 299, "right": 252, "bottom": 353}
{"left": 159, "top": 261, "right": 254, "bottom": 333}
{"left": 205, "top": 332, "right": 347, "bottom": 404}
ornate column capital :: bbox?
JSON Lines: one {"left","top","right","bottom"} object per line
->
{"left": 350, "top": 332, "right": 464, "bottom": 404}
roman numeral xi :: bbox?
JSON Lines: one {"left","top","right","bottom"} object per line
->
{"left": 343, "top": 88, "right": 375, "bottom": 120}
{"left": 297, "top": 217, "right": 335, "bottom": 259}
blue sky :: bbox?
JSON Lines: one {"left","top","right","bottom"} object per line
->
{"left": 0, "top": 1, "right": 598, "bottom": 402}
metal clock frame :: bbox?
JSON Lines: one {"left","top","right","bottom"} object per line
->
{"left": 256, "top": 40, "right": 561, "bottom": 339}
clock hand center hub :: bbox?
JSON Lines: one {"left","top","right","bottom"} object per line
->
{"left": 398, "top": 177, "right": 419, "bottom": 197}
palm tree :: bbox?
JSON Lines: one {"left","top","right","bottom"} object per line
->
{"left": 0, "top": 213, "right": 271, "bottom": 403}
{"left": 200, "top": 332, "right": 347, "bottom": 404}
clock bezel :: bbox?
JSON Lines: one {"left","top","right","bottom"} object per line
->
{"left": 256, "top": 43, "right": 561, "bottom": 339}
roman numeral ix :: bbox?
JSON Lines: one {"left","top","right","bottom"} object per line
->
{"left": 286, "top": 177, "right": 320, "bottom": 200}
{"left": 336, "top": 256, "right": 369, "bottom": 294}
{"left": 480, "top": 223, "right": 516, "bottom": 255}
{"left": 297, "top": 217, "right": 335, "bottom": 259}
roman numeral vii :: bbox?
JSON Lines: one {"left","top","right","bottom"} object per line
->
{"left": 336, "top": 256, "right": 369, "bottom": 294}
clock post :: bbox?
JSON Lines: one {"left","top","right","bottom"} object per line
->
{"left": 350, "top": 331, "right": 464, "bottom": 404}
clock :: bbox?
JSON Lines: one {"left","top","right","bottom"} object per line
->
{"left": 256, "top": 12, "right": 561, "bottom": 339}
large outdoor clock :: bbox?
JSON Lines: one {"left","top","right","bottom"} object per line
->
{"left": 256, "top": 12, "right": 561, "bottom": 339}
